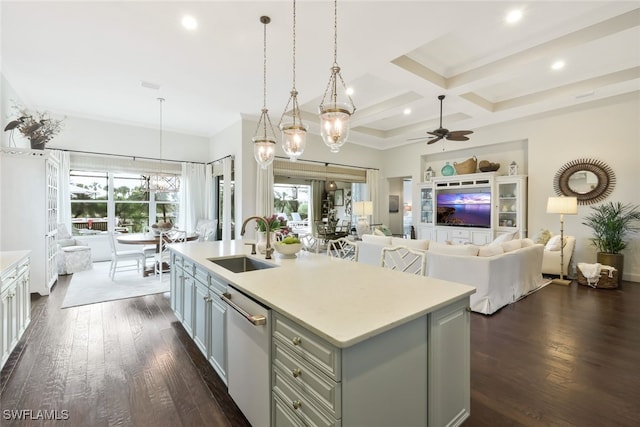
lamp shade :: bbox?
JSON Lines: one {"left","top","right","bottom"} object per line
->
{"left": 353, "top": 201, "right": 373, "bottom": 216}
{"left": 546, "top": 196, "right": 578, "bottom": 214}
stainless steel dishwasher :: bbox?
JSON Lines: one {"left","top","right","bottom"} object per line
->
{"left": 222, "top": 285, "right": 271, "bottom": 427}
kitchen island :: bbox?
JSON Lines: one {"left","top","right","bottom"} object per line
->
{"left": 169, "top": 240, "right": 475, "bottom": 427}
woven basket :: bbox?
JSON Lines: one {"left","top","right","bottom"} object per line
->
{"left": 577, "top": 267, "right": 618, "bottom": 289}
{"left": 454, "top": 156, "right": 477, "bottom": 174}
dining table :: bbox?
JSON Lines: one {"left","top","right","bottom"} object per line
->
{"left": 117, "top": 231, "right": 199, "bottom": 276}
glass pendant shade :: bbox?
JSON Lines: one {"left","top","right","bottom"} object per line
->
{"left": 280, "top": 122, "right": 307, "bottom": 161}
{"left": 325, "top": 180, "right": 337, "bottom": 192}
{"left": 253, "top": 137, "right": 276, "bottom": 169}
{"left": 320, "top": 101, "right": 352, "bottom": 152}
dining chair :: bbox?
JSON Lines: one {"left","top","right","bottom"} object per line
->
{"left": 155, "top": 229, "right": 187, "bottom": 281}
{"left": 299, "top": 233, "right": 318, "bottom": 253}
{"left": 380, "top": 245, "right": 427, "bottom": 276}
{"left": 107, "top": 231, "right": 146, "bottom": 280}
{"left": 327, "top": 237, "right": 359, "bottom": 261}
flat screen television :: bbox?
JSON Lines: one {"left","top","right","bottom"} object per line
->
{"left": 436, "top": 189, "right": 491, "bottom": 228}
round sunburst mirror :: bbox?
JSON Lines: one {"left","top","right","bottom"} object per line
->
{"left": 553, "top": 158, "right": 615, "bottom": 205}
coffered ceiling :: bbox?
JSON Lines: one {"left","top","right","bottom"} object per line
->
{"left": 2, "top": 1, "right": 638, "bottom": 151}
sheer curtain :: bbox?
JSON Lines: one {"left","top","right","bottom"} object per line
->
{"left": 366, "top": 169, "right": 379, "bottom": 223}
{"left": 222, "top": 156, "right": 233, "bottom": 241}
{"left": 256, "top": 164, "right": 274, "bottom": 218}
{"left": 55, "top": 150, "right": 72, "bottom": 228}
{"left": 205, "top": 163, "right": 215, "bottom": 220}
{"left": 178, "top": 162, "right": 207, "bottom": 232}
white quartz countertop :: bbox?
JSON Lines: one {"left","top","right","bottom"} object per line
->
{"left": 1, "top": 250, "right": 31, "bottom": 273}
{"left": 169, "top": 241, "right": 475, "bottom": 348}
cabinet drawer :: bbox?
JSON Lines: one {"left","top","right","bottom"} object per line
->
{"left": 171, "top": 253, "right": 184, "bottom": 269}
{"left": 451, "top": 229, "right": 470, "bottom": 239}
{"left": 273, "top": 313, "right": 341, "bottom": 381}
{"left": 209, "top": 275, "right": 227, "bottom": 296}
{"left": 273, "top": 366, "right": 340, "bottom": 427}
{"left": 182, "top": 259, "right": 196, "bottom": 276}
{"left": 194, "top": 265, "right": 208, "bottom": 285}
{"left": 273, "top": 339, "right": 341, "bottom": 418}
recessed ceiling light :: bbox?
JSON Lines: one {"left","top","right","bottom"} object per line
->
{"left": 551, "top": 60, "right": 565, "bottom": 70}
{"left": 346, "top": 87, "right": 354, "bottom": 96}
{"left": 505, "top": 9, "right": 523, "bottom": 24}
{"left": 182, "top": 15, "right": 198, "bottom": 31}
{"left": 403, "top": 108, "right": 412, "bottom": 115}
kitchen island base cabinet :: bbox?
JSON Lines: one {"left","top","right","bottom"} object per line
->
{"left": 1, "top": 252, "right": 31, "bottom": 371}
{"left": 272, "top": 296, "right": 470, "bottom": 427}
{"left": 170, "top": 252, "right": 227, "bottom": 384}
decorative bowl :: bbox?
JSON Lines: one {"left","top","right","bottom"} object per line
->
{"left": 273, "top": 242, "right": 303, "bottom": 258}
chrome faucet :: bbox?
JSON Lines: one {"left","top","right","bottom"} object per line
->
{"left": 240, "top": 216, "right": 274, "bottom": 259}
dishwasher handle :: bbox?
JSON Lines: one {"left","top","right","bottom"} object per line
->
{"left": 221, "top": 292, "right": 267, "bottom": 326}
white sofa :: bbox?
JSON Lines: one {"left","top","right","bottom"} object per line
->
{"left": 541, "top": 235, "right": 576, "bottom": 277}
{"left": 356, "top": 235, "right": 547, "bottom": 315}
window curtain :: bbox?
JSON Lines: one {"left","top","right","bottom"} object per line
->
{"left": 366, "top": 169, "right": 379, "bottom": 223}
{"left": 55, "top": 150, "right": 72, "bottom": 227}
{"left": 256, "top": 163, "right": 274, "bottom": 218}
{"left": 222, "top": 156, "right": 233, "bottom": 241}
{"left": 310, "top": 180, "right": 324, "bottom": 226}
{"left": 205, "top": 163, "right": 215, "bottom": 220}
{"left": 178, "top": 162, "right": 207, "bottom": 232}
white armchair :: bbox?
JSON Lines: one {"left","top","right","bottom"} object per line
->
{"left": 57, "top": 223, "right": 93, "bottom": 275}
{"left": 541, "top": 235, "right": 576, "bottom": 277}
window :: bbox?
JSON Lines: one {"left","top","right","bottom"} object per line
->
{"left": 69, "top": 169, "right": 180, "bottom": 233}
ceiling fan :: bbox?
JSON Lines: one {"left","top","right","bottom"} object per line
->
{"left": 409, "top": 95, "right": 473, "bottom": 144}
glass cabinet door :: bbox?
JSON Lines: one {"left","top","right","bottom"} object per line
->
{"left": 420, "top": 186, "right": 433, "bottom": 224}
{"left": 497, "top": 181, "right": 519, "bottom": 229}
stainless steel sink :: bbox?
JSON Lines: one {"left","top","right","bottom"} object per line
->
{"left": 207, "top": 256, "right": 277, "bottom": 273}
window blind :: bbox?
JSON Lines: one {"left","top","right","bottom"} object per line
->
{"left": 273, "top": 159, "right": 366, "bottom": 183}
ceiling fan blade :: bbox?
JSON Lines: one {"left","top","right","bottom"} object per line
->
{"left": 427, "top": 136, "right": 444, "bottom": 144}
{"left": 427, "top": 130, "right": 445, "bottom": 137}
{"left": 446, "top": 134, "right": 470, "bottom": 141}
{"left": 406, "top": 136, "right": 429, "bottom": 141}
{"left": 448, "top": 130, "right": 473, "bottom": 137}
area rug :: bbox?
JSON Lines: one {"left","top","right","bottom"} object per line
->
{"left": 61, "top": 261, "right": 169, "bottom": 308}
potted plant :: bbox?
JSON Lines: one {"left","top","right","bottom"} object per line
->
{"left": 582, "top": 202, "right": 640, "bottom": 284}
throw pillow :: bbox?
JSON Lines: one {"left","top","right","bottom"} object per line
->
{"left": 430, "top": 241, "right": 479, "bottom": 256}
{"left": 545, "top": 235, "right": 566, "bottom": 251}
{"left": 377, "top": 225, "right": 393, "bottom": 236}
{"left": 373, "top": 228, "right": 386, "bottom": 236}
{"left": 392, "top": 237, "right": 429, "bottom": 251}
{"left": 362, "top": 234, "right": 392, "bottom": 245}
{"left": 492, "top": 231, "right": 517, "bottom": 245}
{"left": 533, "top": 228, "right": 553, "bottom": 245}
{"left": 501, "top": 239, "right": 522, "bottom": 252}
{"left": 478, "top": 244, "right": 504, "bottom": 257}
{"left": 521, "top": 238, "right": 535, "bottom": 247}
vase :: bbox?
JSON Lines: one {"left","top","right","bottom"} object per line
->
{"left": 30, "top": 140, "right": 46, "bottom": 150}
{"left": 257, "top": 231, "right": 276, "bottom": 254}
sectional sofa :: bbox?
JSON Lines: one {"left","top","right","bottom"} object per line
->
{"left": 356, "top": 234, "right": 548, "bottom": 315}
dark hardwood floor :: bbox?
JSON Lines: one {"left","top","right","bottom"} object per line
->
{"left": 1, "top": 275, "right": 638, "bottom": 426}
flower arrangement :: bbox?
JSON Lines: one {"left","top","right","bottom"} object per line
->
{"left": 257, "top": 214, "right": 282, "bottom": 232}
{"left": 5, "top": 103, "right": 65, "bottom": 149}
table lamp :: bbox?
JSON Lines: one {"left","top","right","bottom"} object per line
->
{"left": 353, "top": 201, "right": 373, "bottom": 237}
{"left": 546, "top": 196, "right": 578, "bottom": 285}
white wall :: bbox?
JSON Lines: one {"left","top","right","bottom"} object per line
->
{"left": 382, "top": 94, "right": 640, "bottom": 282}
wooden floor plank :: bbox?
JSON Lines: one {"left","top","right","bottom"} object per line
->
{"left": 1, "top": 274, "right": 638, "bottom": 427}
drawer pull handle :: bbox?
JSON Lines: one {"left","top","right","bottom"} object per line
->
{"left": 292, "top": 336, "right": 302, "bottom": 346}
{"left": 292, "top": 368, "right": 302, "bottom": 378}
{"left": 292, "top": 400, "right": 302, "bottom": 410}
{"left": 466, "top": 306, "right": 472, "bottom": 312}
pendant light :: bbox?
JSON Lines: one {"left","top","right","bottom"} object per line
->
{"left": 279, "top": 0, "right": 307, "bottom": 161}
{"left": 143, "top": 97, "right": 180, "bottom": 193}
{"left": 318, "top": 0, "right": 355, "bottom": 153}
{"left": 252, "top": 16, "right": 277, "bottom": 169}
{"left": 325, "top": 163, "right": 337, "bottom": 192}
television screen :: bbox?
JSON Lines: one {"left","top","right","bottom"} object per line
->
{"left": 436, "top": 190, "right": 491, "bottom": 228}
